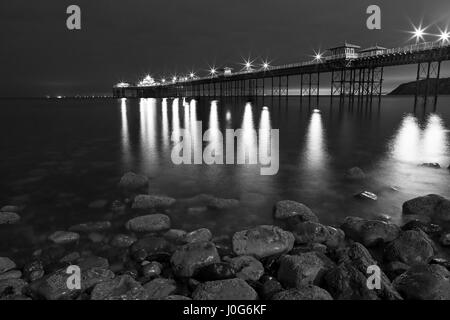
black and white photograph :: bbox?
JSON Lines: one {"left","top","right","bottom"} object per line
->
{"left": 0, "top": 0, "right": 450, "bottom": 307}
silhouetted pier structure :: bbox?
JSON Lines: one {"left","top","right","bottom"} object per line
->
{"left": 113, "top": 41, "right": 450, "bottom": 104}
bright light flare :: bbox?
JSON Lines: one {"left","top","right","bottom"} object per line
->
{"left": 242, "top": 58, "right": 255, "bottom": 71}
{"left": 409, "top": 24, "right": 428, "bottom": 43}
{"left": 189, "top": 72, "right": 196, "bottom": 79}
{"left": 313, "top": 50, "right": 323, "bottom": 62}
{"left": 209, "top": 67, "right": 217, "bottom": 76}
{"left": 262, "top": 60, "right": 270, "bottom": 70}
{"left": 439, "top": 30, "right": 450, "bottom": 43}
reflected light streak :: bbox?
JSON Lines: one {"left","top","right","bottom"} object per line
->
{"left": 304, "top": 111, "right": 326, "bottom": 170}
{"left": 120, "top": 98, "right": 131, "bottom": 168}
{"left": 139, "top": 98, "right": 158, "bottom": 172}
{"left": 422, "top": 114, "right": 448, "bottom": 163}
{"left": 206, "top": 100, "right": 223, "bottom": 161}
{"left": 390, "top": 114, "right": 421, "bottom": 163}
{"left": 161, "top": 98, "right": 169, "bottom": 152}
{"left": 259, "top": 106, "right": 271, "bottom": 160}
{"left": 240, "top": 102, "right": 257, "bottom": 164}
{"left": 172, "top": 98, "right": 180, "bottom": 143}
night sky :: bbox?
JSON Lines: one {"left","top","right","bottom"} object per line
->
{"left": 1, "top": 0, "right": 450, "bottom": 97}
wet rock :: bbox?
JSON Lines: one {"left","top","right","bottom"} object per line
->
{"left": 88, "top": 232, "right": 105, "bottom": 243}
{"left": 274, "top": 200, "right": 318, "bottom": 222}
{"left": 171, "top": 241, "right": 220, "bottom": 277}
{"left": 232, "top": 225, "right": 295, "bottom": 259}
{"left": 193, "top": 263, "right": 236, "bottom": 281}
{"left": 126, "top": 214, "right": 171, "bottom": 233}
{"left": 48, "top": 231, "right": 80, "bottom": 245}
{"left": 0, "top": 257, "right": 16, "bottom": 274}
{"left": 354, "top": 191, "right": 378, "bottom": 201}
{"left": 401, "top": 220, "right": 442, "bottom": 235}
{"left": 393, "top": 264, "right": 450, "bottom": 300}
{"left": 208, "top": 197, "right": 239, "bottom": 210}
{"left": 88, "top": 199, "right": 108, "bottom": 209}
{"left": 187, "top": 206, "right": 208, "bottom": 214}
{"left": 272, "top": 286, "right": 333, "bottom": 300}
{"left": 259, "top": 276, "right": 283, "bottom": 299}
{"left": 23, "top": 260, "right": 45, "bottom": 282}
{"left": 291, "top": 221, "right": 330, "bottom": 245}
{"left": 324, "top": 226, "right": 345, "bottom": 249}
{"left": 68, "top": 221, "right": 111, "bottom": 233}
{"left": 162, "top": 295, "right": 192, "bottom": 300}
{"left": 341, "top": 217, "right": 400, "bottom": 247}
{"left": 118, "top": 172, "right": 149, "bottom": 191}
{"left": 0, "top": 279, "right": 27, "bottom": 298}
{"left": 141, "top": 261, "right": 162, "bottom": 278}
{"left": 402, "top": 194, "right": 444, "bottom": 217}
{"left": 0, "top": 205, "right": 21, "bottom": 213}
{"left": 59, "top": 252, "right": 81, "bottom": 264}
{"left": 164, "top": 229, "right": 187, "bottom": 243}
{"left": 384, "top": 261, "right": 410, "bottom": 280}
{"left": 183, "top": 228, "right": 212, "bottom": 243}
{"left": 0, "top": 270, "right": 22, "bottom": 281}
{"left": 192, "top": 278, "right": 258, "bottom": 300}
{"left": 440, "top": 233, "right": 450, "bottom": 246}
{"left": 419, "top": 162, "right": 441, "bottom": 169}
{"left": 132, "top": 195, "right": 175, "bottom": 210}
{"left": 277, "top": 253, "right": 331, "bottom": 288}
{"left": 435, "top": 198, "right": 450, "bottom": 222}
{"left": 143, "top": 278, "right": 177, "bottom": 300}
{"left": 345, "top": 167, "right": 366, "bottom": 179}
{"left": 131, "top": 236, "right": 174, "bottom": 262}
{"left": 430, "top": 258, "right": 450, "bottom": 270}
{"left": 111, "top": 200, "right": 127, "bottom": 215}
{"left": 229, "top": 255, "right": 264, "bottom": 281}
{"left": 384, "top": 229, "right": 435, "bottom": 265}
{"left": 111, "top": 234, "right": 137, "bottom": 248}
{"left": 91, "top": 275, "right": 149, "bottom": 300}
{"left": 0, "top": 212, "right": 20, "bottom": 225}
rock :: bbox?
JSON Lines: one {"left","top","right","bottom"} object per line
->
{"left": 440, "top": 233, "right": 450, "bottom": 246}
{"left": 183, "top": 228, "right": 212, "bottom": 243}
{"left": 91, "top": 275, "right": 149, "bottom": 300}
{"left": 187, "top": 206, "right": 208, "bottom": 214}
{"left": 277, "top": 253, "right": 330, "bottom": 288}
{"left": 354, "top": 191, "right": 377, "bottom": 201}
{"left": 324, "top": 226, "right": 345, "bottom": 249}
{"left": 28, "top": 259, "right": 114, "bottom": 300}
{"left": 0, "top": 212, "right": 20, "bottom": 225}
{"left": 164, "top": 229, "right": 187, "bottom": 243}
{"left": 0, "top": 257, "right": 16, "bottom": 274}
{"left": 125, "top": 214, "right": 171, "bottom": 233}
{"left": 0, "top": 205, "right": 21, "bottom": 213}
{"left": 111, "top": 234, "right": 137, "bottom": 248}
{"left": 272, "top": 286, "right": 333, "bottom": 300}
{"left": 384, "top": 261, "right": 410, "bottom": 280}
{"left": 141, "top": 261, "right": 162, "bottom": 278}
{"left": 393, "top": 264, "right": 450, "bottom": 300}
{"left": 68, "top": 221, "right": 111, "bottom": 233}
{"left": 131, "top": 237, "right": 174, "bottom": 262}
{"left": 192, "top": 278, "right": 258, "bottom": 300}
{"left": 401, "top": 220, "right": 442, "bottom": 235}
{"left": 341, "top": 217, "right": 400, "bottom": 247}
{"left": 59, "top": 252, "right": 81, "bottom": 264}
{"left": 0, "top": 270, "right": 22, "bottom": 281}
{"left": 48, "top": 231, "right": 80, "bottom": 245}
{"left": 259, "top": 276, "right": 283, "bottom": 299}
{"left": 171, "top": 241, "right": 220, "bottom": 277}
{"left": 23, "top": 260, "right": 45, "bottom": 282}
{"left": 232, "top": 225, "right": 295, "bottom": 259}
{"left": 162, "top": 295, "right": 192, "bottom": 300}
{"left": 435, "top": 199, "right": 450, "bottom": 222}
{"left": 111, "top": 200, "right": 127, "bottom": 215}
{"left": 143, "top": 278, "right": 177, "bottom": 300}
{"left": 274, "top": 200, "right": 318, "bottom": 222}
{"left": 194, "top": 263, "right": 236, "bottom": 281}
{"left": 419, "top": 162, "right": 441, "bottom": 169}
{"left": 0, "top": 279, "right": 27, "bottom": 298}
{"left": 291, "top": 222, "right": 330, "bottom": 245}
{"left": 229, "top": 256, "right": 264, "bottom": 281}
{"left": 384, "top": 230, "right": 435, "bottom": 265}
{"left": 430, "top": 258, "right": 450, "bottom": 270}
{"left": 118, "top": 172, "right": 149, "bottom": 191}
{"left": 88, "top": 232, "right": 105, "bottom": 243}
{"left": 208, "top": 197, "right": 239, "bottom": 209}
{"left": 402, "top": 194, "right": 444, "bottom": 217}
{"left": 132, "top": 195, "right": 175, "bottom": 210}
{"left": 345, "top": 167, "right": 366, "bottom": 179}
{"left": 88, "top": 199, "right": 108, "bottom": 209}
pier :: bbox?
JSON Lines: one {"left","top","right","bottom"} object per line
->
{"left": 113, "top": 41, "right": 450, "bottom": 104}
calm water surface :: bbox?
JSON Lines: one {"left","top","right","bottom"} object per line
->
{"left": 1, "top": 96, "right": 450, "bottom": 256}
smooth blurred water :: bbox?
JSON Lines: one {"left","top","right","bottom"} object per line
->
{"left": 1, "top": 96, "right": 450, "bottom": 255}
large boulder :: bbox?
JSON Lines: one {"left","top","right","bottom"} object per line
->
{"left": 183, "top": 228, "right": 212, "bottom": 244}
{"left": 291, "top": 222, "right": 330, "bottom": 245}
{"left": 384, "top": 230, "right": 435, "bottom": 265}
{"left": 277, "top": 252, "right": 332, "bottom": 288}
{"left": 229, "top": 255, "right": 264, "bottom": 281}
{"left": 0, "top": 257, "right": 16, "bottom": 274}
{"left": 192, "top": 278, "right": 258, "bottom": 300}
{"left": 272, "top": 286, "right": 333, "bottom": 300}
{"left": 126, "top": 214, "right": 171, "bottom": 233}
{"left": 91, "top": 275, "right": 149, "bottom": 300}
{"left": 402, "top": 194, "right": 450, "bottom": 222}
{"left": 171, "top": 241, "right": 220, "bottom": 277}
{"left": 274, "top": 200, "right": 318, "bottom": 222}
{"left": 132, "top": 195, "right": 176, "bottom": 210}
{"left": 232, "top": 225, "right": 295, "bottom": 259}
{"left": 0, "top": 212, "right": 20, "bottom": 225}
{"left": 341, "top": 217, "right": 400, "bottom": 247}
{"left": 143, "top": 278, "right": 177, "bottom": 300}
{"left": 118, "top": 172, "right": 149, "bottom": 191}
{"left": 130, "top": 236, "right": 174, "bottom": 262}
{"left": 393, "top": 264, "right": 450, "bottom": 300}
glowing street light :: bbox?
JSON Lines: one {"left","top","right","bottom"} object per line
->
{"left": 209, "top": 67, "right": 217, "bottom": 77}
{"left": 161, "top": 78, "right": 166, "bottom": 84}
{"left": 410, "top": 24, "right": 427, "bottom": 43}
{"left": 172, "top": 76, "right": 177, "bottom": 83}
{"left": 439, "top": 30, "right": 450, "bottom": 43}
{"left": 189, "top": 72, "right": 196, "bottom": 79}
{"left": 313, "top": 50, "right": 323, "bottom": 62}
{"left": 261, "top": 60, "right": 270, "bottom": 70}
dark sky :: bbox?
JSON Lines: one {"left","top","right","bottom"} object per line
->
{"left": 1, "top": 0, "right": 450, "bottom": 96}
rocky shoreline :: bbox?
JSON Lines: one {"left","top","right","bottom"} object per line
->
{"left": 0, "top": 171, "right": 449, "bottom": 300}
